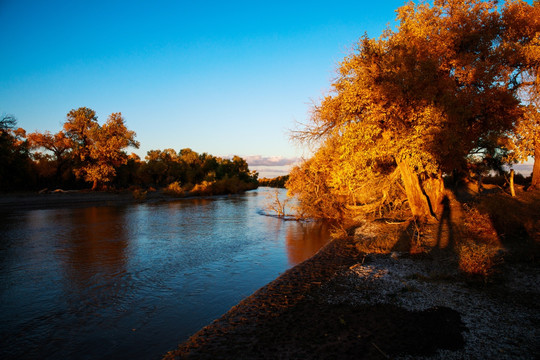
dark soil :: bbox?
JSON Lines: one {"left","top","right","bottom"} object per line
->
{"left": 163, "top": 237, "right": 466, "bottom": 359}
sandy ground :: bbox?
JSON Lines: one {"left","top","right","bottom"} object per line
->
{"left": 163, "top": 235, "right": 539, "bottom": 359}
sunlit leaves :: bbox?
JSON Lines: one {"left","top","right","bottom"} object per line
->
{"left": 289, "top": 0, "right": 537, "bottom": 221}
{"left": 63, "top": 108, "right": 139, "bottom": 189}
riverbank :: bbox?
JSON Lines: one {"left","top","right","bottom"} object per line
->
{"left": 0, "top": 191, "right": 137, "bottom": 211}
{"left": 163, "top": 189, "right": 539, "bottom": 359}
{"left": 163, "top": 235, "right": 538, "bottom": 360}
{"left": 0, "top": 187, "right": 255, "bottom": 212}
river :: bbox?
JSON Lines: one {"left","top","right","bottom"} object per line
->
{"left": 0, "top": 188, "right": 331, "bottom": 359}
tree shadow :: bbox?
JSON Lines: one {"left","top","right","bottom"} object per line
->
{"left": 391, "top": 194, "right": 455, "bottom": 254}
{"left": 474, "top": 191, "right": 540, "bottom": 262}
{"left": 392, "top": 221, "right": 415, "bottom": 252}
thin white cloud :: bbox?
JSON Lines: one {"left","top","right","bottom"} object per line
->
{"left": 245, "top": 155, "right": 300, "bottom": 167}
{"left": 510, "top": 163, "right": 533, "bottom": 176}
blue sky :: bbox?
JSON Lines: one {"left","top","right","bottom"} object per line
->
{"left": 0, "top": 0, "right": 400, "bottom": 175}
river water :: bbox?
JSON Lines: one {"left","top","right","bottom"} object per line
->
{"left": 0, "top": 188, "right": 330, "bottom": 359}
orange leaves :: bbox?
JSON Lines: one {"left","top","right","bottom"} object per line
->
{"left": 62, "top": 107, "right": 139, "bottom": 189}
{"left": 506, "top": 105, "right": 540, "bottom": 163}
{"left": 27, "top": 130, "right": 73, "bottom": 160}
{"left": 290, "top": 0, "right": 537, "bottom": 222}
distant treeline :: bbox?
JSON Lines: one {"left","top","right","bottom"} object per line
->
{"left": 0, "top": 107, "right": 258, "bottom": 195}
{"left": 258, "top": 175, "right": 289, "bottom": 188}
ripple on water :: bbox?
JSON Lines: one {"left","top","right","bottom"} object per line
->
{"left": 0, "top": 189, "right": 331, "bottom": 360}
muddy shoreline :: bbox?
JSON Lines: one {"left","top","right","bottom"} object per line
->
{"left": 162, "top": 236, "right": 365, "bottom": 359}
{"left": 163, "top": 235, "right": 539, "bottom": 359}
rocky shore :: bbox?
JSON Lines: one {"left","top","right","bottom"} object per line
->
{"left": 163, "top": 232, "right": 539, "bottom": 359}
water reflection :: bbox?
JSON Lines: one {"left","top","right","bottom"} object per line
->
{"left": 59, "top": 207, "right": 128, "bottom": 291}
{"left": 285, "top": 222, "right": 331, "bottom": 266}
{"left": 0, "top": 188, "right": 330, "bottom": 360}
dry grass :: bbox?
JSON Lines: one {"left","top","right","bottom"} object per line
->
{"left": 351, "top": 188, "right": 540, "bottom": 280}
{"left": 352, "top": 220, "right": 414, "bottom": 254}
{"left": 457, "top": 242, "right": 503, "bottom": 277}
{"left": 476, "top": 190, "right": 540, "bottom": 244}
{"left": 445, "top": 188, "right": 538, "bottom": 278}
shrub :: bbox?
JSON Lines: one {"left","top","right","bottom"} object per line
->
{"left": 458, "top": 242, "right": 502, "bottom": 277}
{"left": 164, "top": 181, "right": 185, "bottom": 197}
{"left": 264, "top": 189, "right": 291, "bottom": 218}
{"left": 190, "top": 181, "right": 214, "bottom": 196}
{"left": 132, "top": 188, "right": 147, "bottom": 200}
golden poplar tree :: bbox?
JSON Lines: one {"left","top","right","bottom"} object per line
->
{"left": 289, "top": 0, "right": 538, "bottom": 221}
{"left": 27, "top": 130, "right": 73, "bottom": 181}
{"left": 501, "top": 0, "right": 540, "bottom": 188}
{"left": 63, "top": 108, "right": 139, "bottom": 190}
{"left": 85, "top": 112, "right": 140, "bottom": 190}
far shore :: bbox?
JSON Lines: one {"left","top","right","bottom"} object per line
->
{"left": 0, "top": 188, "right": 257, "bottom": 212}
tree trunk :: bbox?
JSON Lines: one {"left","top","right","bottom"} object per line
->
{"left": 55, "top": 159, "right": 66, "bottom": 185}
{"left": 476, "top": 169, "right": 483, "bottom": 193}
{"left": 510, "top": 169, "right": 516, "bottom": 197}
{"left": 91, "top": 179, "right": 98, "bottom": 191}
{"left": 397, "top": 158, "right": 443, "bottom": 221}
{"left": 531, "top": 142, "right": 540, "bottom": 190}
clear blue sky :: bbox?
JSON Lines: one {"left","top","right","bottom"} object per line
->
{"left": 1, "top": 0, "right": 401, "bottom": 175}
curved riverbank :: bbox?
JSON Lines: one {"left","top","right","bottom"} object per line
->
{"left": 0, "top": 191, "right": 138, "bottom": 211}
{"left": 1, "top": 188, "right": 332, "bottom": 360}
{"left": 163, "top": 236, "right": 365, "bottom": 359}
{"left": 163, "top": 229, "right": 539, "bottom": 359}
{"left": 0, "top": 188, "right": 255, "bottom": 212}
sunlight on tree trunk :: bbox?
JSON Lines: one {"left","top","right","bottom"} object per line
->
{"left": 423, "top": 173, "right": 445, "bottom": 216}
{"left": 397, "top": 158, "right": 433, "bottom": 220}
{"left": 532, "top": 143, "right": 540, "bottom": 189}
{"left": 510, "top": 169, "right": 516, "bottom": 197}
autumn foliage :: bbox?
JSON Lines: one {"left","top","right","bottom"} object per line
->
{"left": 288, "top": 0, "right": 540, "bottom": 222}
{"left": 2, "top": 107, "right": 258, "bottom": 194}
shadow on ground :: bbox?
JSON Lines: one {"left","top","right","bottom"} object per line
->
{"left": 164, "top": 237, "right": 466, "bottom": 360}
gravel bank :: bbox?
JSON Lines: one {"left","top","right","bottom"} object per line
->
{"left": 163, "top": 235, "right": 538, "bottom": 359}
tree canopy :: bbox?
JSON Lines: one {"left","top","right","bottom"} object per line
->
{"left": 0, "top": 115, "right": 31, "bottom": 190}
{"left": 61, "top": 108, "right": 140, "bottom": 190}
{"left": 4, "top": 107, "right": 258, "bottom": 194}
{"left": 289, "top": 0, "right": 540, "bottom": 222}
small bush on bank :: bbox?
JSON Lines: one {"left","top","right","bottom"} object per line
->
{"left": 455, "top": 202, "right": 504, "bottom": 278}
{"left": 458, "top": 242, "right": 502, "bottom": 277}
{"left": 164, "top": 181, "right": 185, "bottom": 197}
{"left": 187, "top": 177, "right": 258, "bottom": 197}
{"left": 460, "top": 204, "right": 500, "bottom": 246}
{"left": 132, "top": 188, "right": 147, "bottom": 200}
{"left": 190, "top": 181, "right": 214, "bottom": 196}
